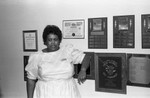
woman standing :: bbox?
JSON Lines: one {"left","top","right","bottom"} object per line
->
{"left": 25, "top": 25, "right": 90, "bottom": 98}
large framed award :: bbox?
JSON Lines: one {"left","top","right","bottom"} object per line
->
{"left": 113, "top": 15, "right": 134, "bottom": 48}
{"left": 95, "top": 53, "right": 127, "bottom": 94}
{"left": 74, "top": 52, "right": 95, "bottom": 80}
{"left": 141, "top": 14, "right": 150, "bottom": 48}
{"left": 88, "top": 17, "right": 107, "bottom": 49}
{"left": 127, "top": 54, "right": 150, "bottom": 87}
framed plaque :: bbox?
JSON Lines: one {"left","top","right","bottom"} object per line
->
{"left": 113, "top": 15, "right": 134, "bottom": 48}
{"left": 62, "top": 19, "right": 85, "bottom": 39}
{"left": 88, "top": 17, "right": 107, "bottom": 49}
{"left": 23, "top": 30, "right": 38, "bottom": 52}
{"left": 141, "top": 14, "right": 150, "bottom": 48}
{"left": 127, "top": 54, "right": 150, "bottom": 87}
{"left": 74, "top": 52, "right": 95, "bottom": 80}
{"left": 23, "top": 56, "right": 29, "bottom": 81}
{"left": 95, "top": 53, "right": 127, "bottom": 94}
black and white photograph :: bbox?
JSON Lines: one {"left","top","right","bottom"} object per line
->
{"left": 0, "top": 0, "right": 150, "bottom": 98}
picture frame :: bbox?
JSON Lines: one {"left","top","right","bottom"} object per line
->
{"left": 62, "top": 19, "right": 85, "bottom": 39}
{"left": 141, "top": 14, "right": 150, "bottom": 48}
{"left": 23, "top": 56, "right": 29, "bottom": 81}
{"left": 74, "top": 52, "right": 95, "bottom": 80}
{"left": 95, "top": 53, "right": 127, "bottom": 94}
{"left": 23, "top": 30, "right": 38, "bottom": 52}
{"left": 127, "top": 53, "right": 150, "bottom": 88}
{"left": 88, "top": 17, "right": 107, "bottom": 49}
{"left": 113, "top": 15, "right": 135, "bottom": 48}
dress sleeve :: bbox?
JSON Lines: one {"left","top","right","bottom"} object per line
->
{"left": 25, "top": 53, "right": 39, "bottom": 80}
{"left": 66, "top": 44, "right": 85, "bottom": 64}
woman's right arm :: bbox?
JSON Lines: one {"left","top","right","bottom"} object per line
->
{"left": 26, "top": 78, "right": 36, "bottom": 98}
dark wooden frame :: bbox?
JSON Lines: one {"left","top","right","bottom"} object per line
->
{"left": 23, "top": 30, "right": 38, "bottom": 52}
{"left": 23, "top": 56, "right": 29, "bottom": 81}
{"left": 127, "top": 53, "right": 150, "bottom": 88}
{"left": 95, "top": 53, "right": 127, "bottom": 94}
{"left": 74, "top": 52, "right": 95, "bottom": 80}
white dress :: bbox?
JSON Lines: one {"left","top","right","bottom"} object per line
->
{"left": 25, "top": 44, "right": 85, "bottom": 98}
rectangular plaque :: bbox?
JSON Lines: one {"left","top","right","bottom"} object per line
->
{"left": 74, "top": 52, "right": 95, "bottom": 80}
{"left": 127, "top": 54, "right": 150, "bottom": 87}
{"left": 113, "top": 15, "right": 135, "bottom": 48}
{"left": 142, "top": 14, "right": 150, "bottom": 48}
{"left": 88, "top": 17, "right": 107, "bottom": 49}
{"left": 24, "top": 56, "right": 29, "bottom": 81}
{"left": 95, "top": 53, "right": 127, "bottom": 94}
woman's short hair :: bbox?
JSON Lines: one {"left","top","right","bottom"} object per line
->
{"left": 42, "top": 25, "right": 62, "bottom": 45}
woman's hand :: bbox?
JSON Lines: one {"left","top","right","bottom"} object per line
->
{"left": 77, "top": 69, "right": 86, "bottom": 85}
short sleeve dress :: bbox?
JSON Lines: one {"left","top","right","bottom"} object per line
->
{"left": 25, "top": 44, "right": 85, "bottom": 98}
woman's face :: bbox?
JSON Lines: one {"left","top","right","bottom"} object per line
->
{"left": 45, "top": 33, "right": 60, "bottom": 52}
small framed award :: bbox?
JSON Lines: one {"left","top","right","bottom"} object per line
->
{"left": 95, "top": 53, "right": 127, "bottom": 94}
{"left": 74, "top": 52, "right": 95, "bottom": 80}
{"left": 23, "top": 30, "right": 38, "bottom": 52}
{"left": 62, "top": 19, "right": 85, "bottom": 39}
{"left": 127, "top": 54, "right": 150, "bottom": 87}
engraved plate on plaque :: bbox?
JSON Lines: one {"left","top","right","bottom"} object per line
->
{"left": 99, "top": 57, "right": 122, "bottom": 89}
{"left": 113, "top": 15, "right": 134, "bottom": 48}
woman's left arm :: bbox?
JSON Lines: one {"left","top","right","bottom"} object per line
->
{"left": 77, "top": 54, "right": 91, "bottom": 85}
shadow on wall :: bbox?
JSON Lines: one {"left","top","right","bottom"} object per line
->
{"left": 0, "top": 88, "right": 2, "bottom": 98}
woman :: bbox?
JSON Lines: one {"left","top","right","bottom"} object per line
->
{"left": 25, "top": 25, "right": 90, "bottom": 98}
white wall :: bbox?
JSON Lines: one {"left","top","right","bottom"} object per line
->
{"left": 0, "top": 0, "right": 150, "bottom": 98}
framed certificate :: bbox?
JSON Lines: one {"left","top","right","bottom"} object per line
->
{"left": 95, "top": 53, "right": 127, "bottom": 94}
{"left": 23, "top": 30, "right": 38, "bottom": 52}
{"left": 127, "top": 54, "right": 150, "bottom": 87}
{"left": 74, "top": 52, "right": 95, "bottom": 80}
{"left": 62, "top": 19, "right": 85, "bottom": 39}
